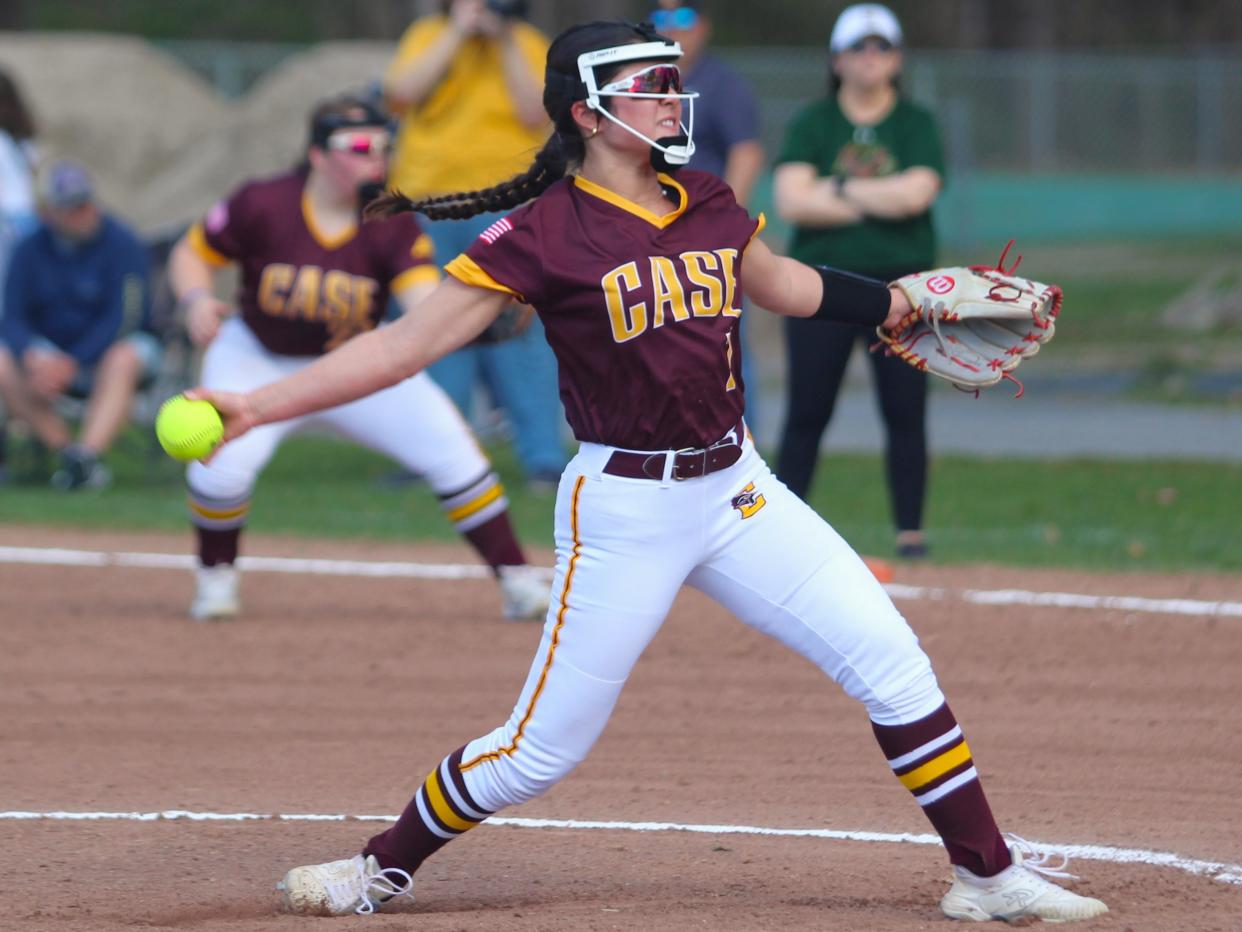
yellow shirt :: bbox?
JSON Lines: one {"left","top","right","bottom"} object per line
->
{"left": 385, "top": 16, "right": 550, "bottom": 199}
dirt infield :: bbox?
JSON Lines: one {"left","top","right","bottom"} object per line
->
{"left": 1, "top": 525, "right": 1239, "bottom": 930}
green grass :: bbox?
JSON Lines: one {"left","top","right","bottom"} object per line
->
{"left": 1, "top": 430, "right": 1237, "bottom": 574}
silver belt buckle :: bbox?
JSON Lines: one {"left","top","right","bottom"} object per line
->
{"left": 672, "top": 446, "right": 706, "bottom": 481}
{"left": 641, "top": 451, "right": 668, "bottom": 479}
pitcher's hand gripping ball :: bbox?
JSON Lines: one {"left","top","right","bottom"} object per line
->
{"left": 876, "top": 243, "right": 1062, "bottom": 395}
{"left": 155, "top": 395, "right": 224, "bottom": 461}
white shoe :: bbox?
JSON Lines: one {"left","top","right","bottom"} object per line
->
{"left": 277, "top": 853, "right": 413, "bottom": 916}
{"left": 497, "top": 564, "right": 552, "bottom": 621}
{"left": 940, "top": 836, "right": 1109, "bottom": 923}
{"left": 189, "top": 565, "right": 240, "bottom": 621}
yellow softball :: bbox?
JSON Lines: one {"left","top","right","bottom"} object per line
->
{"left": 155, "top": 395, "right": 224, "bottom": 462}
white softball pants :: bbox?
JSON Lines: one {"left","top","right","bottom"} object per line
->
{"left": 187, "top": 317, "right": 490, "bottom": 500}
{"left": 457, "top": 434, "right": 945, "bottom": 809}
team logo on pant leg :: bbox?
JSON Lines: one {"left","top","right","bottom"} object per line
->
{"left": 730, "top": 482, "right": 765, "bottom": 519}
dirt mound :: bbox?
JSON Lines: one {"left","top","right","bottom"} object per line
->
{"left": 0, "top": 33, "right": 393, "bottom": 233}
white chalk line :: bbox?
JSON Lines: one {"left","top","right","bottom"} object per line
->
{"left": 3, "top": 809, "right": 1239, "bottom": 886}
{"left": 0, "top": 545, "right": 1238, "bottom": 618}
{"left": 0, "top": 545, "right": 490, "bottom": 579}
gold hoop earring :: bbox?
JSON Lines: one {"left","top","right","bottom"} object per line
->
{"left": 587, "top": 126, "right": 600, "bottom": 138}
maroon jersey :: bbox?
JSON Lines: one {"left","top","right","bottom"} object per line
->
{"left": 187, "top": 170, "right": 438, "bottom": 355}
{"left": 447, "top": 170, "right": 762, "bottom": 450}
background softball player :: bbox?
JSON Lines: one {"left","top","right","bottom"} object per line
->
{"left": 168, "top": 94, "right": 549, "bottom": 622}
{"left": 192, "top": 23, "right": 1108, "bottom": 924}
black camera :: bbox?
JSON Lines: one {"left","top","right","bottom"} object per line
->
{"left": 485, "top": 0, "right": 528, "bottom": 17}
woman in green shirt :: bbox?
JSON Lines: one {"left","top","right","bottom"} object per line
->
{"left": 773, "top": 3, "right": 944, "bottom": 560}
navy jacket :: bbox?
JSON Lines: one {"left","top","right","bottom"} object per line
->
{"left": 1, "top": 214, "right": 150, "bottom": 367}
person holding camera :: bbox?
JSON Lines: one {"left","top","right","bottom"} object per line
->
{"left": 382, "top": 0, "right": 568, "bottom": 491}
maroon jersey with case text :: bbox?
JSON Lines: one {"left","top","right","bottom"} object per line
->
{"left": 186, "top": 170, "right": 439, "bottom": 356}
{"left": 446, "top": 170, "right": 762, "bottom": 450}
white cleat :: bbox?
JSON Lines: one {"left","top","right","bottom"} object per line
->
{"left": 940, "top": 836, "right": 1109, "bottom": 923}
{"left": 498, "top": 564, "right": 552, "bottom": 621}
{"left": 189, "top": 564, "right": 240, "bottom": 621}
{"left": 276, "top": 853, "right": 413, "bottom": 916}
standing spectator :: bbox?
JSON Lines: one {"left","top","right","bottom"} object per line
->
{"left": 0, "top": 160, "right": 157, "bottom": 490}
{"left": 774, "top": 3, "right": 944, "bottom": 560}
{"left": 651, "top": 0, "right": 767, "bottom": 429}
{"left": 383, "top": 0, "right": 567, "bottom": 490}
{"left": 651, "top": 1, "right": 763, "bottom": 205}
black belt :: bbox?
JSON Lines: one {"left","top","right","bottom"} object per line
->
{"left": 603, "top": 426, "right": 745, "bottom": 482}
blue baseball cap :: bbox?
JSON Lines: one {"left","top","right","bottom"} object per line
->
{"left": 38, "top": 159, "right": 94, "bottom": 210}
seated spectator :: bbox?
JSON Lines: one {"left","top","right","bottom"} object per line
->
{"left": 0, "top": 159, "right": 158, "bottom": 490}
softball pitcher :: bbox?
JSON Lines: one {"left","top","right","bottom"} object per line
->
{"left": 194, "top": 24, "right": 1108, "bottom": 924}
{"left": 167, "top": 94, "right": 549, "bottom": 622}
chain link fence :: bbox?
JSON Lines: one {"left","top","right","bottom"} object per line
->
{"left": 721, "top": 47, "right": 1242, "bottom": 175}
{"left": 160, "top": 40, "right": 1242, "bottom": 175}
{"left": 150, "top": 40, "right": 1242, "bottom": 249}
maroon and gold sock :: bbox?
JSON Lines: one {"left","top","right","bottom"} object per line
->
{"left": 437, "top": 471, "right": 525, "bottom": 570}
{"left": 188, "top": 488, "right": 249, "bottom": 566}
{"left": 871, "top": 703, "right": 1011, "bottom": 876}
{"left": 364, "top": 746, "right": 493, "bottom": 874}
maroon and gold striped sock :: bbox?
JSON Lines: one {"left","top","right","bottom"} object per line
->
{"left": 188, "top": 488, "right": 249, "bottom": 566}
{"left": 364, "top": 746, "right": 494, "bottom": 874}
{"left": 438, "top": 471, "right": 525, "bottom": 570}
{"left": 871, "top": 703, "right": 1011, "bottom": 876}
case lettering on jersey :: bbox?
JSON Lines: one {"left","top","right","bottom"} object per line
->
{"left": 257, "top": 263, "right": 379, "bottom": 347}
{"left": 601, "top": 248, "right": 742, "bottom": 344}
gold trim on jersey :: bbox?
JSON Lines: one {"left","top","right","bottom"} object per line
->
{"left": 186, "top": 223, "right": 231, "bottom": 268}
{"left": 445, "top": 254, "right": 525, "bottom": 301}
{"left": 746, "top": 213, "right": 767, "bottom": 247}
{"left": 572, "top": 172, "right": 689, "bottom": 229}
{"left": 301, "top": 190, "right": 357, "bottom": 250}
{"left": 411, "top": 233, "right": 435, "bottom": 259}
{"left": 461, "top": 474, "right": 586, "bottom": 772}
{"left": 391, "top": 264, "right": 441, "bottom": 295}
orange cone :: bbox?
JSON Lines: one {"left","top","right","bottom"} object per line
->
{"left": 862, "top": 556, "right": 895, "bottom": 584}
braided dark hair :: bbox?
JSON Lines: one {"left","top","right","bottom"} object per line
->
{"left": 366, "top": 20, "right": 665, "bottom": 221}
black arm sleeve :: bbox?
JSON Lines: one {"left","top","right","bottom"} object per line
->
{"left": 812, "top": 265, "right": 891, "bottom": 327}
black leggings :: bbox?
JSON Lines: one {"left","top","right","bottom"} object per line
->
{"left": 776, "top": 312, "right": 928, "bottom": 533}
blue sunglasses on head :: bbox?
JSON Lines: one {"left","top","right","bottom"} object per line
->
{"left": 650, "top": 7, "right": 699, "bottom": 31}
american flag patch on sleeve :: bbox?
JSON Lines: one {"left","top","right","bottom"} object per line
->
{"left": 478, "top": 217, "right": 513, "bottom": 244}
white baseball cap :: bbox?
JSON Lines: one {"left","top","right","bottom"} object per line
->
{"left": 829, "top": 3, "right": 903, "bottom": 52}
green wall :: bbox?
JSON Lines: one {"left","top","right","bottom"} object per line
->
{"left": 753, "top": 172, "right": 1242, "bottom": 251}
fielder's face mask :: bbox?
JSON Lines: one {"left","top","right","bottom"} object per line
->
{"left": 577, "top": 39, "right": 698, "bottom": 168}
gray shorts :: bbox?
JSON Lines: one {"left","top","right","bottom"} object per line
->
{"left": 56, "top": 332, "right": 164, "bottom": 396}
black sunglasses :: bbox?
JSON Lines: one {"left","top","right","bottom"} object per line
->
{"left": 845, "top": 36, "right": 896, "bottom": 53}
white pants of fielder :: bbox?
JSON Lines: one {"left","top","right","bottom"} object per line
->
{"left": 188, "top": 317, "right": 491, "bottom": 503}
{"left": 455, "top": 434, "right": 945, "bottom": 808}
